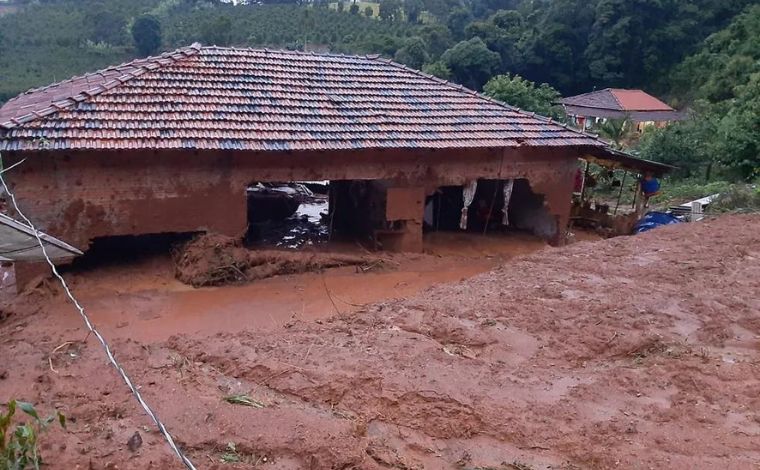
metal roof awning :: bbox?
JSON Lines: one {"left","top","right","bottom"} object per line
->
{"left": 583, "top": 147, "right": 676, "bottom": 177}
{"left": 0, "top": 212, "right": 82, "bottom": 261}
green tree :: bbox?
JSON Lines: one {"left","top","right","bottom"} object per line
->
{"left": 440, "top": 37, "right": 500, "bottom": 90}
{"left": 418, "top": 23, "right": 452, "bottom": 58}
{"left": 422, "top": 0, "right": 459, "bottom": 21}
{"left": 585, "top": 0, "right": 754, "bottom": 90}
{"left": 642, "top": 5, "right": 760, "bottom": 181}
{"left": 85, "top": 3, "right": 127, "bottom": 45}
{"left": 364, "top": 5, "right": 374, "bottom": 16}
{"left": 131, "top": 14, "right": 162, "bottom": 57}
{"left": 378, "top": 0, "right": 401, "bottom": 21}
{"left": 446, "top": 7, "right": 472, "bottom": 40}
{"left": 638, "top": 113, "right": 716, "bottom": 180}
{"left": 422, "top": 60, "right": 451, "bottom": 80}
{"left": 200, "top": 15, "right": 232, "bottom": 46}
{"left": 349, "top": 3, "right": 359, "bottom": 14}
{"left": 483, "top": 73, "right": 563, "bottom": 118}
{"left": 465, "top": 9, "right": 524, "bottom": 72}
{"left": 597, "top": 118, "right": 631, "bottom": 149}
{"left": 710, "top": 74, "right": 760, "bottom": 180}
{"left": 672, "top": 4, "right": 760, "bottom": 104}
{"left": 394, "top": 37, "right": 429, "bottom": 69}
{"left": 404, "top": 0, "right": 424, "bottom": 23}
{"left": 519, "top": 0, "right": 594, "bottom": 94}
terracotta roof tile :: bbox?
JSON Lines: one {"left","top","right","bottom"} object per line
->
{"left": 0, "top": 45, "right": 604, "bottom": 152}
{"left": 560, "top": 88, "right": 673, "bottom": 112}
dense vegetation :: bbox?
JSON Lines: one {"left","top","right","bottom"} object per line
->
{"left": 0, "top": 0, "right": 757, "bottom": 181}
{"left": 639, "top": 5, "right": 759, "bottom": 181}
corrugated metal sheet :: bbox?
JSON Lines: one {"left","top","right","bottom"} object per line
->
{"left": 0, "top": 44, "right": 604, "bottom": 152}
{"left": 0, "top": 213, "right": 82, "bottom": 261}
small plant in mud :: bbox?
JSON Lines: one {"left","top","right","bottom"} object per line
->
{"left": 1, "top": 400, "right": 66, "bottom": 470}
{"left": 220, "top": 442, "right": 241, "bottom": 463}
{"left": 222, "top": 394, "right": 265, "bottom": 408}
{"left": 219, "top": 441, "right": 270, "bottom": 465}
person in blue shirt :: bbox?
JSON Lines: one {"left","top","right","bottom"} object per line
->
{"left": 640, "top": 172, "right": 661, "bottom": 198}
{"left": 636, "top": 172, "right": 661, "bottom": 214}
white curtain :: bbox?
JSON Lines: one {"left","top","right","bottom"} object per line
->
{"left": 502, "top": 179, "right": 514, "bottom": 225}
{"left": 460, "top": 180, "right": 478, "bottom": 230}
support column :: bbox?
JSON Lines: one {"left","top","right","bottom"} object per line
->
{"left": 379, "top": 186, "right": 424, "bottom": 253}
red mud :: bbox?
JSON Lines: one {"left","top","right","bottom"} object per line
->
{"left": 173, "top": 234, "right": 377, "bottom": 287}
{"left": 1, "top": 219, "right": 759, "bottom": 469}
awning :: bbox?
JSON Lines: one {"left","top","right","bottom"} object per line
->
{"left": 583, "top": 147, "right": 676, "bottom": 177}
{"left": 0, "top": 213, "right": 82, "bottom": 261}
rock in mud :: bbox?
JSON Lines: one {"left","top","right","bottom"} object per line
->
{"left": 126, "top": 431, "right": 142, "bottom": 452}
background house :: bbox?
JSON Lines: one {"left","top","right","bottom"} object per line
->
{"left": 560, "top": 88, "right": 685, "bottom": 132}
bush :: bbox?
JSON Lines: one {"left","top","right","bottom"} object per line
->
{"left": 648, "top": 178, "right": 732, "bottom": 206}
{"left": 707, "top": 184, "right": 760, "bottom": 213}
{"left": 1, "top": 400, "right": 66, "bottom": 470}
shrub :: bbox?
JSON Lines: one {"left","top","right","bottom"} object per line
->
{"left": 707, "top": 184, "right": 760, "bottom": 213}
{"left": 1, "top": 400, "right": 65, "bottom": 470}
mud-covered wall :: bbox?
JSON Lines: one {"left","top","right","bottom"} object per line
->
{"left": 1, "top": 146, "right": 582, "bottom": 250}
{"left": 509, "top": 179, "right": 559, "bottom": 239}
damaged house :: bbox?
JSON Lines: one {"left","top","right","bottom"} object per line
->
{"left": 0, "top": 44, "right": 662, "bottom": 285}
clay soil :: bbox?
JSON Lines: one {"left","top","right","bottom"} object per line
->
{"left": 1, "top": 217, "right": 759, "bottom": 469}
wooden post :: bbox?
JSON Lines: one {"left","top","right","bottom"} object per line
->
{"left": 579, "top": 161, "right": 590, "bottom": 205}
{"left": 614, "top": 170, "right": 628, "bottom": 215}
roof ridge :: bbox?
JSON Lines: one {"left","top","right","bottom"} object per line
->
{"left": 199, "top": 44, "right": 369, "bottom": 61}
{"left": 560, "top": 88, "right": 613, "bottom": 103}
{"left": 1, "top": 44, "right": 202, "bottom": 130}
{"left": 608, "top": 88, "right": 625, "bottom": 110}
{"left": 369, "top": 56, "right": 609, "bottom": 146}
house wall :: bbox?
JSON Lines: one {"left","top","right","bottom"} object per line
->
{"left": 2, "top": 146, "right": 582, "bottom": 252}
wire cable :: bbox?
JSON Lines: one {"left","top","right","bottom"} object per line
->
{"left": 0, "top": 153, "right": 197, "bottom": 470}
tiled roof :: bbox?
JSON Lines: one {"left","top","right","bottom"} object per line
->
{"left": 0, "top": 44, "right": 604, "bottom": 152}
{"left": 560, "top": 88, "right": 674, "bottom": 112}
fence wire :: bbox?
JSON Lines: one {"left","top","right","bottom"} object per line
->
{"left": 0, "top": 154, "right": 198, "bottom": 470}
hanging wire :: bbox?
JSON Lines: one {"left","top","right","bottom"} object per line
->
{"left": 0, "top": 153, "right": 198, "bottom": 470}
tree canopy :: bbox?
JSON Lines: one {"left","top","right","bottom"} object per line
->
{"left": 639, "top": 5, "right": 760, "bottom": 181}
{"left": 131, "top": 14, "right": 162, "bottom": 57}
{"left": 0, "top": 0, "right": 756, "bottom": 181}
{"left": 483, "top": 74, "right": 562, "bottom": 119}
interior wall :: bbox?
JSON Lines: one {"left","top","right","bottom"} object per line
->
{"left": 508, "top": 179, "right": 558, "bottom": 239}
{"left": 428, "top": 179, "right": 558, "bottom": 239}
{"left": 329, "top": 180, "right": 387, "bottom": 239}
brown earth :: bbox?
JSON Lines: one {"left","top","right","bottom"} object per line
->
{"left": 173, "top": 233, "right": 379, "bottom": 287}
{"left": 1, "top": 218, "right": 759, "bottom": 469}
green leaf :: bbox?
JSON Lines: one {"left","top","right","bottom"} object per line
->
{"left": 6, "top": 400, "right": 16, "bottom": 419}
{"left": 17, "top": 402, "right": 39, "bottom": 421}
{"left": 57, "top": 412, "right": 66, "bottom": 429}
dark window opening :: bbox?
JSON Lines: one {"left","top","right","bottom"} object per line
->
{"left": 244, "top": 181, "right": 329, "bottom": 249}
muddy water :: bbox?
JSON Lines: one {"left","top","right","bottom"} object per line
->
{"left": 37, "top": 231, "right": 548, "bottom": 343}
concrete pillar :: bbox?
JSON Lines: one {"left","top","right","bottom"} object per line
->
{"left": 381, "top": 186, "right": 424, "bottom": 252}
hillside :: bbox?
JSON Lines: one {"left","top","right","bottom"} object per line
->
{"left": 0, "top": 0, "right": 753, "bottom": 101}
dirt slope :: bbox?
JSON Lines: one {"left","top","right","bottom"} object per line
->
{"left": 1, "top": 215, "right": 759, "bottom": 469}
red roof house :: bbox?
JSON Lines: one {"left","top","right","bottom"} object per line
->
{"left": 560, "top": 88, "right": 684, "bottom": 126}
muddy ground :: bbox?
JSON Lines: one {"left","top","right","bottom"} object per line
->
{"left": 1, "top": 217, "right": 759, "bottom": 469}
